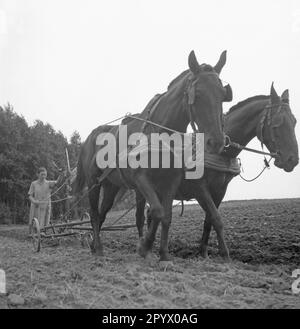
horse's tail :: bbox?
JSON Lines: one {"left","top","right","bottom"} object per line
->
{"left": 73, "top": 149, "right": 86, "bottom": 194}
{"left": 73, "top": 124, "right": 116, "bottom": 195}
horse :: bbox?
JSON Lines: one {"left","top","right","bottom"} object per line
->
{"left": 74, "top": 51, "right": 233, "bottom": 261}
{"left": 139, "top": 83, "right": 299, "bottom": 260}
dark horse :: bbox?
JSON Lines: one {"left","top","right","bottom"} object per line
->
{"left": 75, "top": 51, "right": 232, "bottom": 261}
{"left": 84, "top": 83, "right": 298, "bottom": 261}
{"left": 139, "top": 83, "right": 299, "bottom": 260}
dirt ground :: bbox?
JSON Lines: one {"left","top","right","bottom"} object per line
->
{"left": 0, "top": 198, "right": 300, "bottom": 309}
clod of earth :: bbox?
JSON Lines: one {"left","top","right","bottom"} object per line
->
{"left": 8, "top": 294, "right": 25, "bottom": 306}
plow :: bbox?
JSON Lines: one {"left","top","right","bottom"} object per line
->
{"left": 30, "top": 149, "right": 137, "bottom": 252}
{"left": 30, "top": 214, "right": 137, "bottom": 252}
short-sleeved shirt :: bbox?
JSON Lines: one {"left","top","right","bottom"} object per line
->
{"left": 28, "top": 180, "right": 56, "bottom": 203}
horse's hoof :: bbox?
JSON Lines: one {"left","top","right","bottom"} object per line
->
{"left": 137, "top": 239, "right": 148, "bottom": 258}
{"left": 217, "top": 253, "right": 231, "bottom": 263}
{"left": 93, "top": 249, "right": 104, "bottom": 257}
{"left": 219, "top": 249, "right": 231, "bottom": 263}
{"left": 222, "top": 256, "right": 231, "bottom": 263}
{"left": 159, "top": 253, "right": 172, "bottom": 261}
{"left": 159, "top": 260, "right": 174, "bottom": 271}
{"left": 199, "top": 247, "right": 209, "bottom": 259}
{"left": 145, "top": 253, "right": 157, "bottom": 266}
{"left": 136, "top": 238, "right": 143, "bottom": 253}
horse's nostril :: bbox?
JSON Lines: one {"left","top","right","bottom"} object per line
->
{"left": 287, "top": 155, "right": 299, "bottom": 166}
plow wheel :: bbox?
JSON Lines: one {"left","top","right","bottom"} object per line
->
{"left": 31, "top": 218, "right": 41, "bottom": 252}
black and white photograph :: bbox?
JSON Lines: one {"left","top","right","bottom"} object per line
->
{"left": 0, "top": 0, "right": 300, "bottom": 312}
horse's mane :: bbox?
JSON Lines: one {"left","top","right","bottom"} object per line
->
{"left": 226, "top": 95, "right": 270, "bottom": 116}
{"left": 123, "top": 64, "right": 218, "bottom": 125}
{"left": 167, "top": 69, "right": 190, "bottom": 90}
{"left": 167, "top": 64, "right": 215, "bottom": 91}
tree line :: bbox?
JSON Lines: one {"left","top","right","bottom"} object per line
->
{"left": 0, "top": 104, "right": 81, "bottom": 224}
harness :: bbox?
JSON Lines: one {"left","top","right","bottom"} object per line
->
{"left": 140, "top": 77, "right": 202, "bottom": 135}
{"left": 257, "top": 102, "right": 291, "bottom": 155}
{"left": 101, "top": 74, "right": 207, "bottom": 187}
{"left": 96, "top": 70, "right": 231, "bottom": 188}
{"left": 204, "top": 153, "right": 241, "bottom": 175}
{"left": 183, "top": 73, "right": 232, "bottom": 133}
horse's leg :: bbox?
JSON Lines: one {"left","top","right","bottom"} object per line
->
{"left": 135, "top": 190, "right": 146, "bottom": 239}
{"left": 199, "top": 213, "right": 212, "bottom": 258}
{"left": 159, "top": 193, "right": 175, "bottom": 262}
{"left": 98, "top": 181, "right": 120, "bottom": 231}
{"left": 199, "top": 176, "right": 231, "bottom": 258}
{"left": 88, "top": 183, "right": 103, "bottom": 256}
{"left": 196, "top": 186, "right": 229, "bottom": 260}
{"left": 199, "top": 194, "right": 225, "bottom": 259}
{"left": 146, "top": 206, "right": 151, "bottom": 229}
{"left": 134, "top": 174, "right": 164, "bottom": 258}
{"left": 158, "top": 173, "right": 181, "bottom": 262}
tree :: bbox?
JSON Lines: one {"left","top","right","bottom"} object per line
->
{"left": 0, "top": 104, "right": 83, "bottom": 224}
{"left": 68, "top": 131, "right": 81, "bottom": 169}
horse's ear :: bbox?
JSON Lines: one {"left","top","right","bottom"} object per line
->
{"left": 214, "top": 50, "right": 227, "bottom": 74}
{"left": 188, "top": 51, "right": 200, "bottom": 75}
{"left": 281, "top": 89, "right": 289, "bottom": 104}
{"left": 270, "top": 82, "right": 280, "bottom": 104}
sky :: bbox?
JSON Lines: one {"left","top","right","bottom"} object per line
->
{"left": 0, "top": 0, "right": 299, "bottom": 201}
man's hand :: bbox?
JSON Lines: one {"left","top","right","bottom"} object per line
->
{"left": 29, "top": 197, "right": 40, "bottom": 206}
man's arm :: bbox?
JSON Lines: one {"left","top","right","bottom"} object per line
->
{"left": 28, "top": 183, "right": 38, "bottom": 205}
{"left": 49, "top": 170, "right": 65, "bottom": 189}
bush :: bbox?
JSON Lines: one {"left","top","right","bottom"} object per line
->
{"left": 0, "top": 202, "right": 12, "bottom": 224}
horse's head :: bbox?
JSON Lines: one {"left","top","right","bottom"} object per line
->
{"left": 187, "top": 51, "right": 232, "bottom": 154}
{"left": 259, "top": 83, "right": 299, "bottom": 172}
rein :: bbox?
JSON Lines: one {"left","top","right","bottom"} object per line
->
{"left": 238, "top": 157, "right": 272, "bottom": 182}
{"left": 125, "top": 114, "right": 186, "bottom": 135}
{"left": 224, "top": 136, "right": 278, "bottom": 158}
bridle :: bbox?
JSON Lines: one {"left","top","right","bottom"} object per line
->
{"left": 257, "top": 101, "right": 291, "bottom": 157}
{"left": 184, "top": 72, "right": 233, "bottom": 134}
{"left": 185, "top": 77, "right": 200, "bottom": 132}
{"left": 225, "top": 100, "right": 294, "bottom": 182}
{"left": 224, "top": 101, "right": 292, "bottom": 159}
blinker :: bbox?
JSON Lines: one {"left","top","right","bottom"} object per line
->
{"left": 271, "top": 113, "right": 284, "bottom": 127}
{"left": 224, "top": 84, "right": 233, "bottom": 102}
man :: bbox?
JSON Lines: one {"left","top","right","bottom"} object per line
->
{"left": 28, "top": 167, "right": 62, "bottom": 232}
